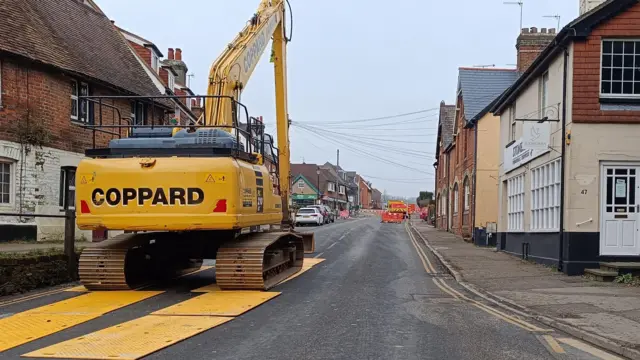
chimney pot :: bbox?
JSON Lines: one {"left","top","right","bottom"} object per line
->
{"left": 175, "top": 48, "right": 182, "bottom": 61}
{"left": 521, "top": 28, "right": 530, "bottom": 34}
{"left": 549, "top": 28, "right": 556, "bottom": 34}
{"left": 530, "top": 27, "right": 538, "bottom": 33}
{"left": 541, "top": 28, "right": 547, "bottom": 33}
{"left": 168, "top": 48, "right": 174, "bottom": 60}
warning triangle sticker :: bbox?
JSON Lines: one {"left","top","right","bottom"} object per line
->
{"left": 205, "top": 174, "right": 215, "bottom": 183}
{"left": 80, "top": 176, "right": 87, "bottom": 185}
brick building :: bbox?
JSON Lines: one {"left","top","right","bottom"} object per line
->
{"left": 491, "top": 0, "right": 640, "bottom": 274}
{"left": 434, "top": 101, "right": 455, "bottom": 230}
{"left": 290, "top": 163, "right": 348, "bottom": 210}
{"left": 0, "top": 0, "right": 175, "bottom": 241}
{"left": 356, "top": 175, "right": 372, "bottom": 209}
{"left": 435, "top": 68, "right": 518, "bottom": 239}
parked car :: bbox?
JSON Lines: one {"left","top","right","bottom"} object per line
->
{"left": 295, "top": 207, "right": 324, "bottom": 226}
{"left": 308, "top": 205, "right": 333, "bottom": 224}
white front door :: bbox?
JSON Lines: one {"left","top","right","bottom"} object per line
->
{"left": 600, "top": 164, "right": 640, "bottom": 256}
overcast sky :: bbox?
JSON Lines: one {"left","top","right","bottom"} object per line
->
{"left": 99, "top": 0, "right": 578, "bottom": 198}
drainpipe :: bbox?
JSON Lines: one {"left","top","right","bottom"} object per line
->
{"left": 558, "top": 46, "right": 569, "bottom": 273}
{"left": 472, "top": 124, "right": 478, "bottom": 242}
{"left": 447, "top": 150, "right": 451, "bottom": 232}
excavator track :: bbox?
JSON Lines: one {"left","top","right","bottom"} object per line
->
{"left": 79, "top": 232, "right": 203, "bottom": 291}
{"left": 215, "top": 231, "right": 304, "bottom": 290}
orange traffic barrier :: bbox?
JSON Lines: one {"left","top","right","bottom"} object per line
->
{"left": 381, "top": 211, "right": 404, "bottom": 223}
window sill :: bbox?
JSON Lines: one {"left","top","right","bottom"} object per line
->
{"left": 600, "top": 96, "right": 640, "bottom": 105}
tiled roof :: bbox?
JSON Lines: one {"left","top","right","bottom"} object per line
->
{"left": 0, "top": 0, "right": 161, "bottom": 96}
{"left": 458, "top": 68, "right": 518, "bottom": 124}
{"left": 440, "top": 104, "right": 456, "bottom": 148}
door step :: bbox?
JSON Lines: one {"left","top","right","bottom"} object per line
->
{"left": 584, "top": 268, "right": 618, "bottom": 282}
{"left": 600, "top": 262, "right": 640, "bottom": 275}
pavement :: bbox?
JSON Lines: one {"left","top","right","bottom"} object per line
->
{"left": 412, "top": 220, "right": 640, "bottom": 360}
{"left": 0, "top": 241, "right": 96, "bottom": 253}
{"left": 0, "top": 217, "right": 626, "bottom": 360}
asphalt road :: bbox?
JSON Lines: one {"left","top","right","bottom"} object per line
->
{"left": 0, "top": 217, "right": 622, "bottom": 360}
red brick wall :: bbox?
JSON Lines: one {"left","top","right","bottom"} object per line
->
{"left": 358, "top": 177, "right": 371, "bottom": 209}
{"left": 0, "top": 58, "right": 164, "bottom": 153}
{"left": 448, "top": 99, "right": 475, "bottom": 238}
{"left": 573, "top": 2, "right": 640, "bottom": 123}
{"left": 128, "top": 41, "right": 152, "bottom": 67}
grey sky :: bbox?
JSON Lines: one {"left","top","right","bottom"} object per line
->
{"left": 99, "top": 0, "right": 577, "bottom": 198}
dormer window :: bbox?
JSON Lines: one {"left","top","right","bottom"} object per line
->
{"left": 168, "top": 72, "right": 175, "bottom": 90}
{"left": 151, "top": 52, "right": 159, "bottom": 72}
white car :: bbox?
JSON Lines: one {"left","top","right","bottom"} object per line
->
{"left": 295, "top": 207, "right": 324, "bottom": 226}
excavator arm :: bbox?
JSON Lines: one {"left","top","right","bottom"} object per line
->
{"left": 202, "top": 0, "right": 293, "bottom": 228}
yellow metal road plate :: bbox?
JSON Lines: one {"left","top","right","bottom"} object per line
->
{"left": 278, "top": 258, "right": 326, "bottom": 285}
{"left": 152, "top": 291, "right": 280, "bottom": 317}
{"left": 0, "top": 313, "right": 95, "bottom": 352}
{"left": 25, "top": 291, "right": 163, "bottom": 316}
{"left": 22, "top": 315, "right": 233, "bottom": 360}
{"left": 0, "top": 291, "right": 162, "bottom": 352}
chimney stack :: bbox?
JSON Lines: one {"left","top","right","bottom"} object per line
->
{"left": 580, "top": 0, "right": 606, "bottom": 15}
{"left": 516, "top": 26, "right": 557, "bottom": 72}
{"left": 168, "top": 48, "right": 174, "bottom": 60}
{"left": 175, "top": 48, "right": 182, "bottom": 61}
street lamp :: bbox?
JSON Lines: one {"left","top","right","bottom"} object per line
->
{"left": 316, "top": 168, "right": 321, "bottom": 205}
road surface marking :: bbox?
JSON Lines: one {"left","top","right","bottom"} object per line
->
{"left": 557, "top": 338, "right": 624, "bottom": 360}
{"left": 314, "top": 252, "right": 325, "bottom": 258}
{"left": 432, "top": 279, "right": 459, "bottom": 300}
{"left": 0, "top": 286, "right": 74, "bottom": 307}
{"left": 23, "top": 315, "right": 233, "bottom": 360}
{"left": 153, "top": 291, "right": 280, "bottom": 317}
{"left": 0, "top": 291, "right": 162, "bottom": 352}
{"left": 541, "top": 335, "right": 565, "bottom": 354}
{"left": 408, "top": 232, "right": 431, "bottom": 274}
{"left": 406, "top": 223, "right": 436, "bottom": 272}
{"left": 327, "top": 242, "right": 337, "bottom": 250}
{"left": 406, "top": 225, "right": 435, "bottom": 273}
{"left": 436, "top": 279, "right": 550, "bottom": 333}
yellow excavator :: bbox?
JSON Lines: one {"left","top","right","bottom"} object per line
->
{"left": 75, "top": 0, "right": 315, "bottom": 291}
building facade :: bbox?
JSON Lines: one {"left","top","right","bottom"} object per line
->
{"left": 0, "top": 0, "right": 171, "bottom": 241}
{"left": 491, "top": 0, "right": 640, "bottom": 275}
{"left": 434, "top": 101, "right": 456, "bottom": 230}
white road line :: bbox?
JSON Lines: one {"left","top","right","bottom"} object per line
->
{"left": 327, "top": 242, "right": 337, "bottom": 250}
{"left": 313, "top": 252, "right": 325, "bottom": 258}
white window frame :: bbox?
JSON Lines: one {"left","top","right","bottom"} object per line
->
{"left": 530, "top": 158, "right": 561, "bottom": 232}
{"left": 151, "top": 52, "right": 159, "bottom": 72}
{"left": 339, "top": 185, "right": 346, "bottom": 195}
{"left": 168, "top": 72, "right": 175, "bottom": 90}
{"left": 70, "top": 80, "right": 79, "bottom": 121}
{"left": 297, "top": 180, "right": 305, "bottom": 189}
{"left": 0, "top": 159, "right": 14, "bottom": 206}
{"left": 464, "top": 178, "right": 470, "bottom": 211}
{"left": 599, "top": 39, "right": 640, "bottom": 99}
{"left": 71, "top": 80, "right": 90, "bottom": 123}
{"left": 507, "top": 173, "right": 525, "bottom": 231}
{"left": 453, "top": 183, "right": 459, "bottom": 214}
{"left": 328, "top": 182, "right": 336, "bottom": 192}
